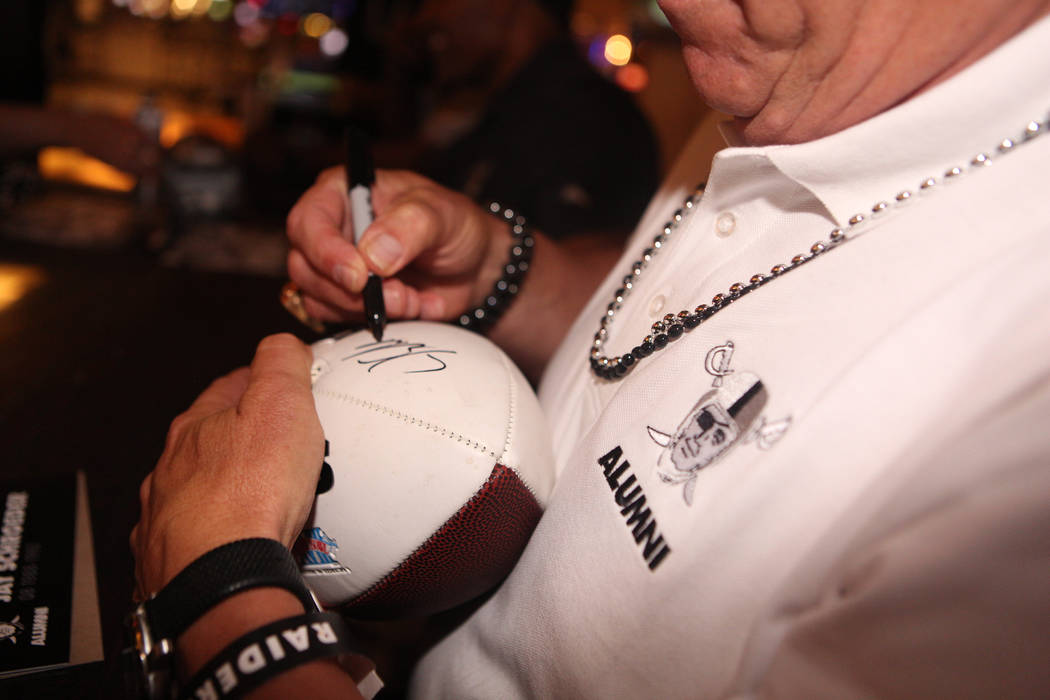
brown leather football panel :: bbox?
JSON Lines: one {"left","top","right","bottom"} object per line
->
{"left": 345, "top": 463, "right": 542, "bottom": 619}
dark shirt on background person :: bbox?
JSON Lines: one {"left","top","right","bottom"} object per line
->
{"left": 420, "top": 38, "right": 660, "bottom": 240}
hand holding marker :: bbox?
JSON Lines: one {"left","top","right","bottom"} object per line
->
{"left": 346, "top": 126, "right": 386, "bottom": 342}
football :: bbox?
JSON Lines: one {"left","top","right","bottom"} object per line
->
{"left": 300, "top": 321, "right": 555, "bottom": 618}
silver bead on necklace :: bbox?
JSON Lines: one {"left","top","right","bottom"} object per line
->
{"left": 589, "top": 113, "right": 1048, "bottom": 380}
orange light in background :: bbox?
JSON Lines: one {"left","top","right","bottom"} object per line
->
{"left": 191, "top": 0, "right": 212, "bottom": 16}
{"left": 170, "top": 0, "right": 195, "bottom": 19}
{"left": 302, "top": 13, "right": 333, "bottom": 38}
{"left": 0, "top": 265, "right": 46, "bottom": 314}
{"left": 159, "top": 111, "right": 245, "bottom": 149}
{"left": 159, "top": 112, "right": 195, "bottom": 147}
{"left": 604, "top": 34, "right": 633, "bottom": 67}
{"left": 616, "top": 63, "right": 649, "bottom": 92}
{"left": 37, "top": 148, "right": 137, "bottom": 193}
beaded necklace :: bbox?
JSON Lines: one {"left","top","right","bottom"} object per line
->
{"left": 588, "top": 115, "right": 1048, "bottom": 380}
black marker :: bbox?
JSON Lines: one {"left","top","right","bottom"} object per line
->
{"left": 346, "top": 126, "right": 386, "bottom": 341}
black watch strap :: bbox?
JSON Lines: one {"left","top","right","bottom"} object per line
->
{"left": 145, "top": 538, "right": 317, "bottom": 643}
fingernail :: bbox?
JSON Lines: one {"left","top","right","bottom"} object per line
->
{"left": 333, "top": 264, "right": 360, "bottom": 290}
{"left": 362, "top": 233, "right": 402, "bottom": 273}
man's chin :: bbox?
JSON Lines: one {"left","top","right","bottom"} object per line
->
{"left": 707, "top": 114, "right": 775, "bottom": 148}
{"left": 730, "top": 111, "right": 812, "bottom": 147}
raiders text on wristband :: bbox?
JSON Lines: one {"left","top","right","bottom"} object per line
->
{"left": 180, "top": 611, "right": 357, "bottom": 700}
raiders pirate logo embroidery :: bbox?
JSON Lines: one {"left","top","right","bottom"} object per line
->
{"left": 647, "top": 341, "right": 792, "bottom": 505}
{"left": 0, "top": 615, "right": 23, "bottom": 644}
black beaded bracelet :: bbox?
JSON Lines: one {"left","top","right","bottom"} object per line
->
{"left": 456, "top": 202, "right": 534, "bottom": 333}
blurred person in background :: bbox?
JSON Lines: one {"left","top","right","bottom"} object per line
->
{"left": 133, "top": 0, "right": 1050, "bottom": 698}
{"left": 248, "top": 0, "right": 660, "bottom": 241}
{"left": 383, "top": 0, "right": 660, "bottom": 240}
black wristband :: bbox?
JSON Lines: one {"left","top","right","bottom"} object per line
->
{"left": 456, "top": 202, "right": 534, "bottom": 333}
{"left": 179, "top": 611, "right": 357, "bottom": 700}
{"left": 147, "top": 538, "right": 317, "bottom": 643}
{"left": 125, "top": 538, "right": 319, "bottom": 700}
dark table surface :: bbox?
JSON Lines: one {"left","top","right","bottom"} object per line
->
{"left": 1, "top": 239, "right": 307, "bottom": 698}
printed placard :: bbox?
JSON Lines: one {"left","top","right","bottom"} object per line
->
{"left": 0, "top": 476, "right": 77, "bottom": 677}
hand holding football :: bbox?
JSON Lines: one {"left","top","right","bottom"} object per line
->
{"left": 301, "top": 321, "right": 555, "bottom": 618}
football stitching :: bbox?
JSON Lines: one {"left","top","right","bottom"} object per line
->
{"left": 491, "top": 352, "right": 539, "bottom": 501}
{"left": 315, "top": 389, "right": 500, "bottom": 459}
{"left": 496, "top": 350, "right": 517, "bottom": 467}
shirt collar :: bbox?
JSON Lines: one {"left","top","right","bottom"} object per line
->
{"left": 711, "top": 14, "right": 1050, "bottom": 228}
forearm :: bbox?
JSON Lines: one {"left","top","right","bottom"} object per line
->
{"left": 178, "top": 588, "right": 365, "bottom": 700}
{"left": 487, "top": 228, "right": 620, "bottom": 381}
{"left": 130, "top": 336, "right": 361, "bottom": 699}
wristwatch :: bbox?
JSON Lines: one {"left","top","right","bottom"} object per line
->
{"left": 123, "top": 538, "right": 318, "bottom": 700}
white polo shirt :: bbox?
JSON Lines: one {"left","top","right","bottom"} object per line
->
{"left": 412, "top": 16, "right": 1050, "bottom": 699}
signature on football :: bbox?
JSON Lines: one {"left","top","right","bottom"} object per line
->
{"left": 342, "top": 338, "right": 457, "bottom": 373}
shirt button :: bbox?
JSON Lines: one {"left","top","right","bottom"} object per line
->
{"left": 648, "top": 295, "right": 666, "bottom": 316}
{"left": 715, "top": 212, "right": 736, "bottom": 237}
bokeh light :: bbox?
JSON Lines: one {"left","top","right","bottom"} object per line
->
{"left": 0, "top": 265, "right": 46, "bottom": 314}
{"left": 208, "top": 0, "right": 232, "bottom": 20}
{"left": 239, "top": 20, "right": 270, "bottom": 47}
{"left": 319, "top": 27, "right": 349, "bottom": 56}
{"left": 132, "top": 0, "right": 169, "bottom": 19}
{"left": 302, "top": 13, "right": 333, "bottom": 38}
{"left": 233, "top": 1, "right": 259, "bottom": 26}
{"left": 147, "top": 0, "right": 169, "bottom": 19}
{"left": 170, "top": 0, "right": 196, "bottom": 19}
{"left": 37, "top": 148, "right": 137, "bottom": 193}
{"left": 191, "top": 0, "right": 212, "bottom": 16}
{"left": 616, "top": 63, "right": 649, "bottom": 92}
{"left": 587, "top": 36, "right": 607, "bottom": 66}
{"left": 604, "top": 34, "right": 632, "bottom": 66}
